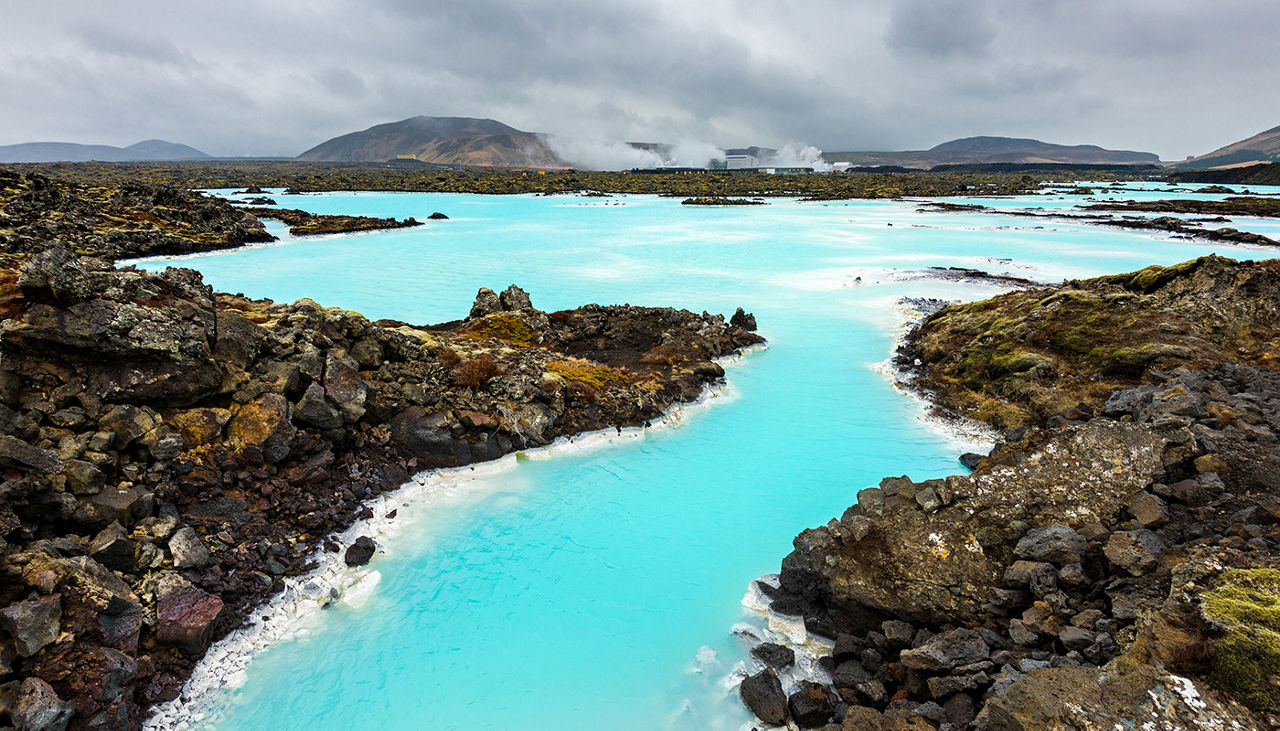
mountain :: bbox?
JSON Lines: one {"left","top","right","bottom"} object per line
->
{"left": 296, "top": 116, "right": 565, "bottom": 168}
{"left": 123, "top": 139, "right": 210, "bottom": 160}
{"left": 0, "top": 139, "right": 210, "bottom": 163}
{"left": 824, "top": 136, "right": 1159, "bottom": 169}
{"left": 1178, "top": 124, "right": 1280, "bottom": 169}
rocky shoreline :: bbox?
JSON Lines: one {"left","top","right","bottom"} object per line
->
{"left": 234, "top": 207, "right": 424, "bottom": 236}
{"left": 737, "top": 255, "right": 1280, "bottom": 729}
{"left": 0, "top": 171, "right": 765, "bottom": 729}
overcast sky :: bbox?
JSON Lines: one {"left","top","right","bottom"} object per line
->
{"left": 3, "top": 0, "right": 1278, "bottom": 159}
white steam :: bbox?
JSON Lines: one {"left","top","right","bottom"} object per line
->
{"left": 765, "top": 143, "right": 832, "bottom": 172}
{"left": 545, "top": 136, "right": 663, "bottom": 170}
{"left": 546, "top": 135, "right": 831, "bottom": 172}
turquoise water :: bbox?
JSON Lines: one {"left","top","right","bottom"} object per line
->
{"left": 135, "top": 186, "right": 1276, "bottom": 730}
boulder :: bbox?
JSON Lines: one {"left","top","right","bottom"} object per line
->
{"left": 0, "top": 435, "right": 63, "bottom": 474}
{"left": 12, "top": 677, "right": 74, "bottom": 731}
{"left": 324, "top": 353, "right": 367, "bottom": 424}
{"left": 227, "top": 393, "right": 295, "bottom": 464}
{"left": 469, "top": 287, "right": 501, "bottom": 319}
{"left": 740, "top": 669, "right": 788, "bottom": 726}
{"left": 881, "top": 619, "right": 915, "bottom": 647}
{"left": 62, "top": 459, "right": 104, "bottom": 495}
{"left": 16, "top": 242, "right": 91, "bottom": 306}
{"left": 1127, "top": 492, "right": 1171, "bottom": 528}
{"left": 926, "top": 671, "right": 987, "bottom": 698}
{"left": 88, "top": 522, "right": 136, "bottom": 573}
{"left": 730, "top": 307, "right": 758, "bottom": 331}
{"left": 167, "top": 407, "right": 231, "bottom": 447}
{"left": 498, "top": 285, "right": 532, "bottom": 311}
{"left": 168, "top": 526, "right": 211, "bottom": 569}
{"left": 1013, "top": 524, "right": 1087, "bottom": 566}
{"left": 79, "top": 486, "right": 154, "bottom": 527}
{"left": 294, "top": 382, "right": 342, "bottom": 429}
{"left": 899, "top": 628, "right": 989, "bottom": 672}
{"left": 0, "top": 596, "right": 61, "bottom": 657}
{"left": 833, "top": 659, "right": 873, "bottom": 689}
{"left": 155, "top": 574, "right": 222, "bottom": 654}
{"left": 344, "top": 536, "right": 376, "bottom": 567}
{"left": 788, "top": 680, "right": 837, "bottom": 728}
{"left": 390, "top": 407, "right": 470, "bottom": 467}
{"left": 1104, "top": 530, "right": 1164, "bottom": 576}
{"left": 750, "top": 642, "right": 795, "bottom": 669}
{"left": 97, "top": 405, "right": 160, "bottom": 450}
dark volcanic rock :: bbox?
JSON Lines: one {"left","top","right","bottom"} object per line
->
{"left": 730, "top": 307, "right": 758, "bottom": 331}
{"left": 1013, "top": 523, "right": 1087, "bottom": 566}
{"left": 751, "top": 642, "right": 795, "bottom": 669}
{"left": 788, "top": 680, "right": 837, "bottom": 728}
{"left": 0, "top": 596, "right": 61, "bottom": 657}
{"left": 899, "top": 628, "right": 989, "bottom": 671}
{"left": 155, "top": 575, "right": 223, "bottom": 654}
{"left": 740, "top": 669, "right": 788, "bottom": 726}
{"left": 168, "top": 526, "right": 211, "bottom": 569}
{"left": 344, "top": 536, "right": 377, "bottom": 566}
{"left": 12, "top": 677, "right": 74, "bottom": 731}
{"left": 1103, "top": 529, "right": 1164, "bottom": 576}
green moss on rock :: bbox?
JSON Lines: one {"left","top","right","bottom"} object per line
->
{"left": 1203, "top": 568, "right": 1280, "bottom": 713}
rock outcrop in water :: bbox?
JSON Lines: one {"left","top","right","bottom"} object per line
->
{"left": 744, "top": 256, "right": 1280, "bottom": 729}
{"left": 0, "top": 200, "right": 763, "bottom": 726}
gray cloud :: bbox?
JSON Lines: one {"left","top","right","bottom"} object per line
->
{"left": 0, "top": 0, "right": 1277, "bottom": 159}
{"left": 886, "top": 0, "right": 996, "bottom": 58}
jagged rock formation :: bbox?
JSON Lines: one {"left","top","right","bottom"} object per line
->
{"left": 0, "top": 245, "right": 762, "bottom": 728}
{"left": 745, "top": 257, "right": 1280, "bottom": 729}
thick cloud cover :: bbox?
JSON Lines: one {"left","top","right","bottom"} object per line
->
{"left": 2, "top": 0, "right": 1277, "bottom": 159}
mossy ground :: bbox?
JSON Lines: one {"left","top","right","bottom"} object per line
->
{"left": 905, "top": 257, "right": 1270, "bottom": 426}
{"left": 547, "top": 359, "right": 631, "bottom": 389}
{"left": 1203, "top": 569, "right": 1280, "bottom": 713}
{"left": 463, "top": 314, "right": 536, "bottom": 346}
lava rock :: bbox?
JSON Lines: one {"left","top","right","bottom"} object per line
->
{"left": 344, "top": 536, "right": 376, "bottom": 566}
{"left": 788, "top": 680, "right": 837, "bottom": 728}
{"left": 751, "top": 642, "right": 795, "bottom": 669}
{"left": 900, "top": 628, "right": 990, "bottom": 671}
{"left": 833, "top": 659, "right": 873, "bottom": 688}
{"left": 469, "top": 287, "right": 501, "bottom": 318}
{"left": 1014, "top": 524, "right": 1087, "bottom": 566}
{"left": 88, "top": 522, "right": 136, "bottom": 573}
{"left": 1127, "top": 492, "right": 1171, "bottom": 528}
{"left": 168, "top": 526, "right": 211, "bottom": 570}
{"left": 740, "top": 669, "right": 788, "bottom": 726}
{"left": 155, "top": 574, "right": 223, "bottom": 654}
{"left": 12, "top": 677, "right": 74, "bottom": 731}
{"left": 0, "top": 596, "right": 61, "bottom": 657}
{"left": 1103, "top": 529, "right": 1164, "bottom": 576}
{"left": 730, "top": 307, "right": 758, "bottom": 331}
{"left": 0, "top": 435, "right": 63, "bottom": 474}
{"left": 498, "top": 284, "right": 532, "bottom": 311}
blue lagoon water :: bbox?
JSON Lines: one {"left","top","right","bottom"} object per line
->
{"left": 135, "top": 187, "right": 1277, "bottom": 730}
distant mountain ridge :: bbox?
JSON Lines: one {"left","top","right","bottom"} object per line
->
{"left": 825, "top": 136, "right": 1159, "bottom": 169}
{"left": 0, "top": 139, "right": 210, "bottom": 163}
{"left": 1178, "top": 124, "right": 1280, "bottom": 169}
{"left": 296, "top": 116, "right": 565, "bottom": 168}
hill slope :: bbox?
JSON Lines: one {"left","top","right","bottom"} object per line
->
{"left": 825, "top": 136, "right": 1159, "bottom": 169}
{"left": 296, "top": 116, "right": 565, "bottom": 168}
{"left": 0, "top": 140, "right": 210, "bottom": 163}
{"left": 1179, "top": 124, "right": 1280, "bottom": 169}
